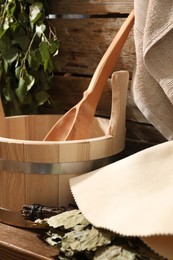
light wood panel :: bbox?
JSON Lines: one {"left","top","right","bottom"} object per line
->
{"left": 25, "top": 174, "right": 60, "bottom": 207}
{"left": 1, "top": 172, "right": 25, "bottom": 210}
{"left": 0, "top": 109, "right": 125, "bottom": 210}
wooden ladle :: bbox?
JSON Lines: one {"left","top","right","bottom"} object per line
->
{"left": 44, "top": 10, "right": 134, "bottom": 141}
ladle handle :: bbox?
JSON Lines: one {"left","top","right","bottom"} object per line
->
{"left": 0, "top": 98, "right": 5, "bottom": 118}
{"left": 108, "top": 70, "right": 129, "bottom": 137}
{"left": 84, "top": 10, "right": 134, "bottom": 108}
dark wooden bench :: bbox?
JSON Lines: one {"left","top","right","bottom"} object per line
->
{"left": 0, "top": 223, "right": 58, "bottom": 260}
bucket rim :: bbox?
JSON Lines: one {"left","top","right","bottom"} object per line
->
{"left": 0, "top": 134, "right": 113, "bottom": 144}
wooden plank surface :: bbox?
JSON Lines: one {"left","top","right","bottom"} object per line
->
{"left": 50, "top": 76, "right": 144, "bottom": 122}
{"left": 0, "top": 223, "right": 59, "bottom": 260}
{"left": 49, "top": 0, "right": 134, "bottom": 14}
{"left": 50, "top": 18, "right": 135, "bottom": 76}
{"left": 46, "top": 0, "right": 166, "bottom": 152}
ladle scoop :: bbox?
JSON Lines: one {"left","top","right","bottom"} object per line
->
{"left": 44, "top": 10, "right": 134, "bottom": 141}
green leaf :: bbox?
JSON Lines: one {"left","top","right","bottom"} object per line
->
{"left": 16, "top": 70, "right": 35, "bottom": 103}
{"left": 3, "top": 16, "right": 10, "bottom": 31}
{"left": 29, "top": 2, "right": 43, "bottom": 24}
{"left": 14, "top": 35, "right": 30, "bottom": 50}
{"left": 7, "top": 1, "right": 16, "bottom": 15}
{"left": 0, "top": 36, "right": 10, "bottom": 50}
{"left": 27, "top": 53, "right": 40, "bottom": 70}
{"left": 3, "top": 60, "right": 8, "bottom": 73}
{"left": 44, "top": 58, "right": 53, "bottom": 73}
{"left": 49, "top": 39, "right": 59, "bottom": 55}
{"left": 0, "top": 39, "right": 4, "bottom": 51}
{"left": 1, "top": 46, "right": 18, "bottom": 63}
{"left": 0, "top": 0, "right": 59, "bottom": 115}
{"left": 39, "top": 41, "right": 50, "bottom": 71}
{"left": 10, "top": 21, "right": 19, "bottom": 32}
{"left": 35, "top": 90, "right": 49, "bottom": 105}
{"left": 16, "top": 77, "right": 27, "bottom": 103}
{"left": 39, "top": 41, "right": 49, "bottom": 61}
{"left": 0, "top": 27, "right": 7, "bottom": 39}
{"left": 34, "top": 48, "right": 42, "bottom": 64}
{"left": 36, "top": 24, "right": 46, "bottom": 37}
{"left": 24, "top": 71, "right": 35, "bottom": 91}
{"left": 15, "top": 66, "right": 21, "bottom": 79}
{"left": 3, "top": 87, "right": 15, "bottom": 102}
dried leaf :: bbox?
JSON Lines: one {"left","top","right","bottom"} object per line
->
{"left": 46, "top": 232, "right": 62, "bottom": 247}
{"left": 61, "top": 226, "right": 111, "bottom": 257}
{"left": 42, "top": 209, "right": 164, "bottom": 260}
{"left": 46, "top": 209, "right": 90, "bottom": 229}
{"left": 94, "top": 245, "right": 136, "bottom": 260}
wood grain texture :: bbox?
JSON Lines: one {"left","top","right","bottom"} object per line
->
{"left": 50, "top": 0, "right": 134, "bottom": 14}
{"left": 0, "top": 99, "right": 5, "bottom": 118}
{"left": 0, "top": 109, "right": 125, "bottom": 210}
{"left": 1, "top": 172, "right": 25, "bottom": 210}
{"left": 0, "top": 223, "right": 59, "bottom": 259}
{"left": 50, "top": 18, "right": 135, "bottom": 75}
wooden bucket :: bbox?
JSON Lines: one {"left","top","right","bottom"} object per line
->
{"left": 0, "top": 72, "right": 128, "bottom": 211}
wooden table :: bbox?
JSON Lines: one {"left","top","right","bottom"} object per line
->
{"left": 0, "top": 223, "right": 59, "bottom": 259}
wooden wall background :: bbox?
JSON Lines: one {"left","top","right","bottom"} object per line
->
{"left": 47, "top": 0, "right": 166, "bottom": 157}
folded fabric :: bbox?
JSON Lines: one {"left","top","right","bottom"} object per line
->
{"left": 70, "top": 140, "right": 173, "bottom": 259}
{"left": 132, "top": 0, "right": 173, "bottom": 140}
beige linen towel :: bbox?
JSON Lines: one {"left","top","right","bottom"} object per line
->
{"left": 132, "top": 0, "right": 173, "bottom": 140}
{"left": 70, "top": 140, "right": 173, "bottom": 259}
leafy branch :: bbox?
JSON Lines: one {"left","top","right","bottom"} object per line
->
{"left": 0, "top": 0, "right": 59, "bottom": 115}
